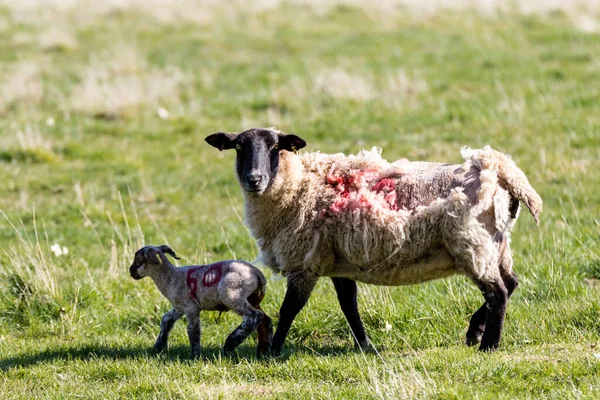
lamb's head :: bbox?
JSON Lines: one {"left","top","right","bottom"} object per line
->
{"left": 205, "top": 128, "right": 306, "bottom": 195}
{"left": 129, "top": 245, "right": 180, "bottom": 280}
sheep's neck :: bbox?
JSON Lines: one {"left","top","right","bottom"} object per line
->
{"left": 149, "top": 264, "right": 176, "bottom": 299}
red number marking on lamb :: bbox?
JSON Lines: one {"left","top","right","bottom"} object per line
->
{"left": 202, "top": 264, "right": 222, "bottom": 287}
{"left": 186, "top": 267, "right": 201, "bottom": 300}
{"left": 186, "top": 264, "right": 223, "bottom": 301}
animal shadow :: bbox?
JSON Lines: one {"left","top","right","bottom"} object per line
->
{"left": 0, "top": 343, "right": 228, "bottom": 371}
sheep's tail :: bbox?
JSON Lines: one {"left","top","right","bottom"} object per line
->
{"left": 461, "top": 146, "right": 543, "bottom": 224}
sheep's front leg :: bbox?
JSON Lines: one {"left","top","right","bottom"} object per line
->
{"left": 331, "top": 277, "right": 371, "bottom": 350}
{"left": 154, "top": 308, "right": 183, "bottom": 353}
{"left": 186, "top": 312, "right": 201, "bottom": 358}
{"left": 466, "top": 302, "right": 488, "bottom": 346}
{"left": 271, "top": 273, "right": 317, "bottom": 356}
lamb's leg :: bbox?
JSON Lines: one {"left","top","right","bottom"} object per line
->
{"left": 223, "top": 307, "right": 264, "bottom": 356}
{"left": 256, "top": 312, "right": 273, "bottom": 357}
{"left": 186, "top": 313, "right": 201, "bottom": 358}
{"left": 271, "top": 273, "right": 317, "bottom": 356}
{"left": 331, "top": 277, "right": 370, "bottom": 349}
{"left": 154, "top": 308, "right": 183, "bottom": 352}
{"left": 247, "top": 292, "right": 273, "bottom": 357}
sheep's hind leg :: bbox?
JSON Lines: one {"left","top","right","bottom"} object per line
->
{"left": 466, "top": 245, "right": 518, "bottom": 347}
{"left": 154, "top": 308, "right": 183, "bottom": 352}
{"left": 271, "top": 273, "right": 318, "bottom": 356}
{"left": 331, "top": 277, "right": 371, "bottom": 350}
{"left": 223, "top": 306, "right": 265, "bottom": 356}
{"left": 475, "top": 278, "right": 508, "bottom": 352}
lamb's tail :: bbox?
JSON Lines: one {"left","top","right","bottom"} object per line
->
{"left": 249, "top": 268, "right": 268, "bottom": 307}
{"left": 461, "top": 146, "right": 543, "bottom": 224}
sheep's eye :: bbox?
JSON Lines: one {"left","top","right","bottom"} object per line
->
{"left": 235, "top": 143, "right": 241, "bottom": 150}
{"left": 272, "top": 144, "right": 279, "bottom": 151}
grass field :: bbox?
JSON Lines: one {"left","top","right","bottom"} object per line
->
{"left": 1, "top": 1, "right": 599, "bottom": 398}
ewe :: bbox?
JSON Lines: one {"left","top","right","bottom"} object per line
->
{"left": 206, "top": 128, "right": 542, "bottom": 355}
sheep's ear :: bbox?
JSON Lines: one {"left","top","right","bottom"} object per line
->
{"left": 205, "top": 132, "right": 238, "bottom": 151}
{"left": 159, "top": 244, "right": 180, "bottom": 260}
{"left": 278, "top": 134, "right": 306, "bottom": 153}
{"left": 143, "top": 247, "right": 163, "bottom": 265}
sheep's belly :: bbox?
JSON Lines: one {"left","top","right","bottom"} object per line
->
{"left": 326, "top": 249, "right": 456, "bottom": 286}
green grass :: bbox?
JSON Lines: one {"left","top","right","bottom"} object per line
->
{"left": 1, "top": 1, "right": 600, "bottom": 398}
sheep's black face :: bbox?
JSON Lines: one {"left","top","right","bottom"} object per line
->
{"left": 130, "top": 246, "right": 164, "bottom": 280}
{"left": 129, "top": 250, "right": 146, "bottom": 280}
{"left": 205, "top": 128, "right": 306, "bottom": 195}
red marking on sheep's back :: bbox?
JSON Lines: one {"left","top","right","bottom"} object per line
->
{"left": 373, "top": 178, "right": 399, "bottom": 210}
{"left": 322, "top": 169, "right": 400, "bottom": 217}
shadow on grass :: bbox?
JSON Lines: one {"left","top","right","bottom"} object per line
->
{"left": 0, "top": 342, "right": 368, "bottom": 370}
{"left": 265, "top": 343, "right": 371, "bottom": 362}
{"left": 0, "top": 343, "right": 226, "bottom": 371}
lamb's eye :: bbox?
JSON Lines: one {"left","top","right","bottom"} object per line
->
{"left": 235, "top": 144, "right": 241, "bottom": 150}
{"left": 272, "top": 144, "right": 279, "bottom": 151}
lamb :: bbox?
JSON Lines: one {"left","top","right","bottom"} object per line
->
{"left": 129, "top": 244, "right": 272, "bottom": 358}
{"left": 205, "top": 128, "right": 542, "bottom": 355}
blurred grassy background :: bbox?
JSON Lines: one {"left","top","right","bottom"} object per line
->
{"left": 0, "top": 1, "right": 599, "bottom": 398}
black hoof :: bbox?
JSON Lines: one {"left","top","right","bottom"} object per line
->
{"left": 355, "top": 340, "right": 375, "bottom": 353}
{"left": 466, "top": 334, "right": 482, "bottom": 347}
{"left": 478, "top": 343, "right": 499, "bottom": 352}
{"left": 269, "top": 345, "right": 283, "bottom": 357}
{"left": 222, "top": 346, "right": 236, "bottom": 357}
{"left": 152, "top": 343, "right": 168, "bottom": 354}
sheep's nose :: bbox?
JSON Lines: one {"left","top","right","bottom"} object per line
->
{"left": 247, "top": 174, "right": 263, "bottom": 185}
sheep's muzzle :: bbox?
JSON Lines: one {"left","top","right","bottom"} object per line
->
{"left": 130, "top": 263, "right": 142, "bottom": 280}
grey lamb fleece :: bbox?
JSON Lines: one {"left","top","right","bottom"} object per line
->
{"left": 129, "top": 245, "right": 272, "bottom": 358}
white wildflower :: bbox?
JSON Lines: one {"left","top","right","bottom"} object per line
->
{"left": 50, "top": 243, "right": 68, "bottom": 257}
{"left": 384, "top": 321, "right": 392, "bottom": 332}
{"left": 157, "top": 107, "right": 169, "bottom": 119}
{"left": 46, "top": 117, "right": 55, "bottom": 126}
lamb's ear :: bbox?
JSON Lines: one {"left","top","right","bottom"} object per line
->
{"left": 205, "top": 132, "right": 238, "bottom": 151}
{"left": 159, "top": 245, "right": 180, "bottom": 260}
{"left": 278, "top": 134, "right": 306, "bottom": 153}
{"left": 143, "top": 247, "right": 163, "bottom": 265}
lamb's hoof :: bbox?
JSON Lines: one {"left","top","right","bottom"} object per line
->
{"left": 222, "top": 347, "right": 236, "bottom": 357}
{"left": 152, "top": 343, "right": 168, "bottom": 354}
{"left": 190, "top": 348, "right": 202, "bottom": 359}
{"left": 256, "top": 347, "right": 271, "bottom": 359}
